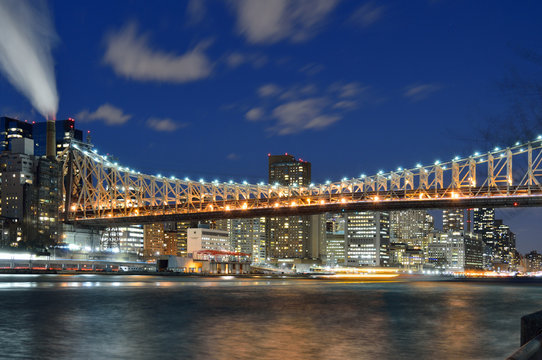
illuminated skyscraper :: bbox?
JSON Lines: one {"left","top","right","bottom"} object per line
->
{"left": 345, "top": 212, "right": 390, "bottom": 267}
{"left": 473, "top": 208, "right": 495, "bottom": 242}
{"left": 266, "top": 154, "right": 312, "bottom": 259}
{"left": 390, "top": 210, "right": 434, "bottom": 245}
{"left": 268, "top": 154, "right": 310, "bottom": 186}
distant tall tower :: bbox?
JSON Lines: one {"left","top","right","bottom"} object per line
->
{"left": 443, "top": 209, "right": 464, "bottom": 232}
{"left": 266, "top": 154, "right": 312, "bottom": 259}
{"left": 473, "top": 208, "right": 495, "bottom": 241}
{"left": 268, "top": 154, "right": 311, "bottom": 186}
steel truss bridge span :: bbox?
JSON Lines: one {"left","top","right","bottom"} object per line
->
{"left": 61, "top": 138, "right": 542, "bottom": 226}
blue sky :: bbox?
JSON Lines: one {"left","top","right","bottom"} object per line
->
{"left": 1, "top": 0, "right": 542, "bottom": 252}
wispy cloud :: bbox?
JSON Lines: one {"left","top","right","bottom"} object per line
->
{"left": 229, "top": 0, "right": 339, "bottom": 44}
{"left": 329, "top": 82, "right": 367, "bottom": 98}
{"left": 76, "top": 104, "right": 131, "bottom": 125}
{"left": 246, "top": 81, "right": 366, "bottom": 135}
{"left": 103, "top": 23, "right": 212, "bottom": 83}
{"left": 186, "top": 0, "right": 206, "bottom": 25}
{"left": 349, "top": 2, "right": 386, "bottom": 28}
{"left": 299, "top": 63, "right": 325, "bottom": 76}
{"left": 225, "top": 52, "right": 268, "bottom": 69}
{"left": 146, "top": 117, "right": 187, "bottom": 132}
{"left": 271, "top": 98, "right": 340, "bottom": 135}
{"left": 404, "top": 83, "right": 441, "bottom": 101}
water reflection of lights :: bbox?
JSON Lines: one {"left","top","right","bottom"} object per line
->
{"left": 318, "top": 274, "right": 399, "bottom": 279}
{"left": 0, "top": 282, "right": 38, "bottom": 288}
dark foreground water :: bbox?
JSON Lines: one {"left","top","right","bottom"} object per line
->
{"left": 0, "top": 275, "right": 541, "bottom": 360}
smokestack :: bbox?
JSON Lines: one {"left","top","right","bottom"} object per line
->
{"left": 46, "top": 119, "right": 56, "bottom": 159}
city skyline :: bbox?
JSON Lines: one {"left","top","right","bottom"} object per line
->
{"left": 1, "top": 1, "right": 542, "bottom": 252}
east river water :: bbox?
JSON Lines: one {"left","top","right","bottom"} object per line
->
{"left": 0, "top": 275, "right": 541, "bottom": 360}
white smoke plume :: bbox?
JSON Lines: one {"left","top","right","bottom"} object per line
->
{"left": 0, "top": 0, "right": 59, "bottom": 119}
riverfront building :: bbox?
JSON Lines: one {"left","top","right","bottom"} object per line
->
{"left": 345, "top": 211, "right": 390, "bottom": 267}
{"left": 427, "top": 231, "right": 483, "bottom": 271}
{"left": 187, "top": 227, "right": 231, "bottom": 255}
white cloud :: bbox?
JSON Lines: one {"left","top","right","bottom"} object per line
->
{"left": 271, "top": 98, "right": 340, "bottom": 135}
{"left": 349, "top": 2, "right": 386, "bottom": 28}
{"left": 229, "top": 0, "right": 339, "bottom": 44}
{"left": 103, "top": 23, "right": 212, "bottom": 83}
{"left": 404, "top": 84, "right": 441, "bottom": 101}
{"left": 76, "top": 104, "right": 131, "bottom": 125}
{"left": 226, "top": 53, "right": 245, "bottom": 68}
{"left": 258, "top": 83, "right": 281, "bottom": 97}
{"left": 146, "top": 117, "right": 186, "bottom": 132}
{"left": 245, "top": 107, "right": 264, "bottom": 121}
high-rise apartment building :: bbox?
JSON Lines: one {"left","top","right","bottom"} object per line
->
{"left": 0, "top": 144, "right": 59, "bottom": 248}
{"left": 230, "top": 217, "right": 266, "bottom": 263}
{"left": 345, "top": 212, "right": 390, "bottom": 267}
{"left": 443, "top": 209, "right": 464, "bottom": 232}
{"left": 143, "top": 223, "right": 165, "bottom": 258}
{"left": 266, "top": 154, "right": 312, "bottom": 259}
{"left": 525, "top": 251, "right": 542, "bottom": 273}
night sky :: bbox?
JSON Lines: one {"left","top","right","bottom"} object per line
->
{"left": 1, "top": 1, "right": 541, "bottom": 253}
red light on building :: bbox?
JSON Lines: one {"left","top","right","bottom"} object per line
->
{"left": 267, "top": 153, "right": 271, "bottom": 157}
{"left": 513, "top": 202, "right": 518, "bottom": 207}
{"left": 285, "top": 152, "right": 288, "bottom": 155}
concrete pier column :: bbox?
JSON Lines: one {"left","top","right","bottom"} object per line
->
{"left": 522, "top": 310, "right": 542, "bottom": 345}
